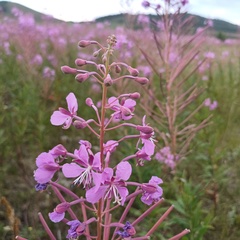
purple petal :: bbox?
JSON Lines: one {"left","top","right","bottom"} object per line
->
{"left": 142, "top": 115, "right": 146, "bottom": 125}
{"left": 36, "top": 152, "right": 56, "bottom": 168}
{"left": 116, "top": 162, "right": 132, "bottom": 181}
{"left": 86, "top": 185, "right": 108, "bottom": 204}
{"left": 92, "top": 152, "right": 101, "bottom": 170}
{"left": 102, "top": 168, "right": 113, "bottom": 182}
{"left": 143, "top": 139, "right": 155, "bottom": 156}
{"left": 62, "top": 163, "right": 84, "bottom": 178}
{"left": 50, "top": 111, "right": 69, "bottom": 126}
{"left": 141, "top": 194, "right": 152, "bottom": 205}
{"left": 108, "top": 96, "right": 119, "bottom": 107}
{"left": 66, "top": 92, "right": 78, "bottom": 113}
{"left": 34, "top": 168, "right": 55, "bottom": 184}
{"left": 78, "top": 145, "right": 89, "bottom": 164}
{"left": 124, "top": 99, "right": 136, "bottom": 108}
{"left": 49, "top": 211, "right": 65, "bottom": 223}
{"left": 149, "top": 176, "right": 163, "bottom": 185}
{"left": 117, "top": 186, "right": 129, "bottom": 205}
{"left": 92, "top": 171, "right": 102, "bottom": 189}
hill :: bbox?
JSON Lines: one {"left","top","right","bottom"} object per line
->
{"left": 0, "top": 0, "right": 239, "bottom": 36}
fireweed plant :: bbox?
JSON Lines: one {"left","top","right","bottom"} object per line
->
{"left": 137, "top": 0, "right": 216, "bottom": 169}
{"left": 16, "top": 36, "right": 190, "bottom": 239}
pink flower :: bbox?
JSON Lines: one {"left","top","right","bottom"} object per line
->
{"left": 49, "top": 202, "right": 70, "bottom": 223}
{"left": 86, "top": 162, "right": 132, "bottom": 205}
{"left": 137, "top": 116, "right": 155, "bottom": 156}
{"left": 155, "top": 146, "right": 176, "bottom": 169}
{"left": 62, "top": 144, "right": 101, "bottom": 189}
{"left": 108, "top": 97, "right": 136, "bottom": 121}
{"left": 50, "top": 92, "right": 78, "bottom": 129}
{"left": 141, "top": 176, "right": 163, "bottom": 205}
{"left": 204, "top": 98, "right": 218, "bottom": 110}
{"left": 66, "top": 220, "right": 85, "bottom": 239}
{"left": 34, "top": 152, "right": 60, "bottom": 184}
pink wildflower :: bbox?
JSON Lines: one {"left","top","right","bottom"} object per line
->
{"left": 34, "top": 152, "right": 60, "bottom": 184}
{"left": 86, "top": 162, "right": 132, "bottom": 205}
{"left": 50, "top": 92, "right": 78, "bottom": 129}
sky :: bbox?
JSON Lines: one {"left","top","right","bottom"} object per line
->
{"left": 3, "top": 0, "right": 240, "bottom": 25}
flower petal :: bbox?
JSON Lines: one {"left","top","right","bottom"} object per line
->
{"left": 67, "top": 92, "right": 78, "bottom": 113}
{"left": 36, "top": 152, "right": 55, "bottom": 168}
{"left": 62, "top": 163, "right": 84, "bottom": 178}
{"left": 116, "top": 162, "right": 132, "bottom": 181}
{"left": 86, "top": 185, "right": 108, "bottom": 204}
{"left": 50, "top": 111, "right": 69, "bottom": 126}
{"left": 34, "top": 168, "right": 55, "bottom": 184}
{"left": 49, "top": 211, "right": 65, "bottom": 223}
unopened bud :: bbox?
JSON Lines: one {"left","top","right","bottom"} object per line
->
{"left": 134, "top": 77, "right": 149, "bottom": 85}
{"left": 93, "top": 50, "right": 100, "bottom": 57}
{"left": 128, "top": 66, "right": 139, "bottom": 77}
{"left": 75, "top": 58, "right": 87, "bottom": 67}
{"left": 76, "top": 223, "right": 86, "bottom": 235}
{"left": 49, "top": 144, "right": 67, "bottom": 157}
{"left": 102, "top": 55, "right": 107, "bottom": 64}
{"left": 129, "top": 92, "right": 140, "bottom": 99}
{"left": 86, "top": 97, "right": 94, "bottom": 106}
{"left": 136, "top": 125, "right": 154, "bottom": 134}
{"left": 78, "top": 40, "right": 91, "bottom": 48}
{"left": 141, "top": 183, "right": 157, "bottom": 193}
{"left": 61, "top": 66, "right": 77, "bottom": 74}
{"left": 55, "top": 202, "right": 70, "bottom": 214}
{"left": 73, "top": 120, "right": 87, "bottom": 129}
{"left": 104, "top": 74, "right": 113, "bottom": 86}
{"left": 75, "top": 73, "right": 90, "bottom": 83}
{"left": 115, "top": 65, "right": 121, "bottom": 73}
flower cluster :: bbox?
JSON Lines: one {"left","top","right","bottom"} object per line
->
{"left": 15, "top": 35, "right": 190, "bottom": 240}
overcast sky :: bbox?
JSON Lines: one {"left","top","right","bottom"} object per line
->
{"left": 3, "top": 0, "right": 240, "bottom": 25}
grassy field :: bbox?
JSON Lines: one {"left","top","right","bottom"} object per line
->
{"left": 1, "top": 5, "right": 240, "bottom": 240}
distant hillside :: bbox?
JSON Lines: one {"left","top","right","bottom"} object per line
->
{"left": 0, "top": 1, "right": 61, "bottom": 23}
{"left": 96, "top": 13, "right": 239, "bottom": 35}
{"left": 0, "top": 0, "right": 239, "bottom": 36}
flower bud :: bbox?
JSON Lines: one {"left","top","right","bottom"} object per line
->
{"left": 55, "top": 202, "right": 70, "bottom": 214}
{"left": 142, "top": 1, "right": 150, "bottom": 8}
{"left": 128, "top": 66, "right": 139, "bottom": 76}
{"left": 75, "top": 58, "right": 87, "bottom": 67}
{"left": 49, "top": 144, "right": 67, "bottom": 157}
{"left": 61, "top": 66, "right": 77, "bottom": 74}
{"left": 76, "top": 223, "right": 86, "bottom": 235}
{"left": 129, "top": 92, "right": 140, "bottom": 99}
{"left": 75, "top": 73, "right": 90, "bottom": 83}
{"left": 78, "top": 40, "right": 91, "bottom": 48}
{"left": 115, "top": 65, "right": 121, "bottom": 73}
{"left": 104, "top": 74, "right": 113, "bottom": 86}
{"left": 93, "top": 50, "right": 100, "bottom": 57}
{"left": 73, "top": 120, "right": 87, "bottom": 129}
{"left": 86, "top": 97, "right": 94, "bottom": 107}
{"left": 141, "top": 183, "right": 157, "bottom": 193}
{"left": 134, "top": 77, "right": 149, "bottom": 85}
{"left": 136, "top": 125, "right": 154, "bottom": 134}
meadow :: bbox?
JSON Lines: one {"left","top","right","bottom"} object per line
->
{"left": 1, "top": 2, "right": 240, "bottom": 240}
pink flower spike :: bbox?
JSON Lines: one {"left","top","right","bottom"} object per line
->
{"left": 50, "top": 92, "right": 78, "bottom": 129}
